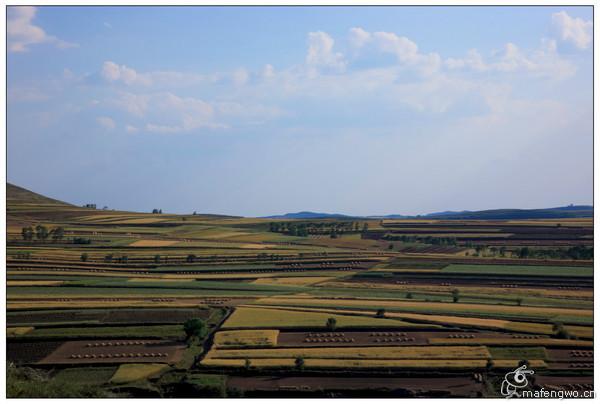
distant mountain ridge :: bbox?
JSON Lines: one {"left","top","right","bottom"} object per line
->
{"left": 7, "top": 183, "right": 593, "bottom": 220}
{"left": 426, "top": 210, "right": 471, "bottom": 217}
{"left": 263, "top": 206, "right": 593, "bottom": 220}
{"left": 263, "top": 211, "right": 355, "bottom": 219}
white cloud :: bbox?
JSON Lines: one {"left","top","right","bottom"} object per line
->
{"left": 491, "top": 43, "right": 536, "bottom": 72}
{"left": 551, "top": 11, "right": 593, "bottom": 50}
{"left": 348, "top": 27, "right": 370, "bottom": 49}
{"left": 7, "top": 6, "right": 78, "bottom": 52}
{"left": 109, "top": 92, "right": 152, "bottom": 117}
{"left": 8, "top": 86, "right": 52, "bottom": 102}
{"left": 445, "top": 41, "right": 576, "bottom": 79}
{"left": 232, "top": 67, "right": 249, "bottom": 86}
{"left": 541, "top": 38, "right": 557, "bottom": 52}
{"left": 306, "top": 31, "right": 346, "bottom": 72}
{"left": 262, "top": 64, "right": 275, "bottom": 79}
{"left": 101, "top": 61, "right": 152, "bottom": 86}
{"left": 62, "top": 68, "right": 75, "bottom": 79}
{"left": 56, "top": 40, "right": 79, "bottom": 50}
{"left": 146, "top": 123, "right": 182, "bottom": 133}
{"left": 98, "top": 116, "right": 116, "bottom": 131}
{"left": 104, "top": 22, "right": 112, "bottom": 28}
{"left": 125, "top": 125, "right": 138, "bottom": 133}
{"left": 347, "top": 28, "right": 440, "bottom": 75}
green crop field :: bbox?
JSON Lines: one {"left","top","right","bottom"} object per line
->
{"left": 441, "top": 264, "right": 592, "bottom": 277}
{"left": 18, "top": 325, "right": 186, "bottom": 339}
{"left": 222, "top": 307, "right": 411, "bottom": 329}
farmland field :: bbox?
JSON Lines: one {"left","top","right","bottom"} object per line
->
{"left": 5, "top": 184, "right": 594, "bottom": 398}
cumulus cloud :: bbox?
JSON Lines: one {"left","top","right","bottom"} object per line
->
{"left": 101, "top": 61, "right": 152, "bottom": 86}
{"left": 108, "top": 92, "right": 152, "bottom": 117}
{"left": 7, "top": 6, "right": 78, "bottom": 52}
{"left": 347, "top": 28, "right": 440, "bottom": 75}
{"left": 491, "top": 43, "right": 536, "bottom": 72}
{"left": 98, "top": 116, "right": 116, "bottom": 131}
{"left": 445, "top": 41, "right": 576, "bottom": 79}
{"left": 551, "top": 11, "right": 593, "bottom": 50}
{"left": 262, "top": 64, "right": 275, "bottom": 79}
{"left": 306, "top": 31, "right": 346, "bottom": 72}
{"left": 348, "top": 27, "right": 370, "bottom": 49}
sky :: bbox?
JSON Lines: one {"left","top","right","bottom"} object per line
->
{"left": 6, "top": 4, "right": 595, "bottom": 217}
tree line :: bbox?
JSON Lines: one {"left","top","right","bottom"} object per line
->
{"left": 269, "top": 221, "right": 368, "bottom": 237}
{"left": 20, "top": 226, "right": 64, "bottom": 242}
{"left": 384, "top": 233, "right": 459, "bottom": 247}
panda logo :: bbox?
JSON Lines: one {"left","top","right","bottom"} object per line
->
{"left": 501, "top": 364, "right": 534, "bottom": 398}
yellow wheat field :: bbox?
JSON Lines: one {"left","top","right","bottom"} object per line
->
{"left": 7, "top": 280, "right": 65, "bottom": 286}
{"left": 7, "top": 327, "right": 35, "bottom": 336}
{"left": 252, "top": 297, "right": 593, "bottom": 318}
{"left": 244, "top": 304, "right": 508, "bottom": 329}
{"left": 214, "top": 329, "right": 280, "bottom": 348}
{"left": 129, "top": 240, "right": 177, "bottom": 247}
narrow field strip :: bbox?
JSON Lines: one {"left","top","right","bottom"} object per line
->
{"left": 251, "top": 297, "right": 593, "bottom": 318}
{"left": 427, "top": 338, "right": 593, "bottom": 347}
{"left": 207, "top": 345, "right": 490, "bottom": 360}
{"left": 222, "top": 306, "right": 411, "bottom": 329}
{"left": 214, "top": 330, "right": 280, "bottom": 348}
{"left": 201, "top": 357, "right": 548, "bottom": 369}
{"left": 239, "top": 304, "right": 508, "bottom": 329}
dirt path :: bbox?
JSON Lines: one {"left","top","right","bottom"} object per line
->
{"left": 192, "top": 307, "right": 234, "bottom": 369}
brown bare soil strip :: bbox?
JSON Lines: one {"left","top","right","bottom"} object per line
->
{"left": 38, "top": 339, "right": 186, "bottom": 364}
{"left": 228, "top": 375, "right": 485, "bottom": 396}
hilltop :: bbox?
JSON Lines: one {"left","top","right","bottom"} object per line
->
{"left": 7, "top": 183, "right": 74, "bottom": 206}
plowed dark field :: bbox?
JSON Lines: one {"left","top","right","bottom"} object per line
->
{"left": 7, "top": 341, "right": 64, "bottom": 364}
{"left": 7, "top": 308, "right": 216, "bottom": 326}
{"left": 227, "top": 375, "right": 485, "bottom": 397}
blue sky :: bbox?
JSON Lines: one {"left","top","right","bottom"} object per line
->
{"left": 6, "top": 5, "right": 594, "bottom": 217}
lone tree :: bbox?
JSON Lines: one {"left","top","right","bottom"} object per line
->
{"left": 326, "top": 317, "right": 337, "bottom": 331}
{"left": 486, "top": 358, "right": 494, "bottom": 373}
{"left": 552, "top": 322, "right": 571, "bottom": 340}
{"left": 184, "top": 318, "right": 207, "bottom": 341}
{"left": 451, "top": 289, "right": 460, "bottom": 303}
{"left": 376, "top": 308, "right": 386, "bottom": 318}
{"left": 295, "top": 356, "right": 305, "bottom": 371}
